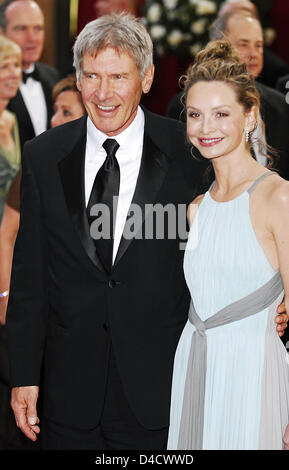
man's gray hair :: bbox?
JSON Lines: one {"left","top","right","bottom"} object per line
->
{"left": 73, "top": 13, "right": 153, "bottom": 79}
{"left": 0, "top": 0, "right": 16, "bottom": 31}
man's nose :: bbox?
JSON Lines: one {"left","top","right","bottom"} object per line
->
{"left": 25, "top": 27, "right": 39, "bottom": 42}
{"left": 248, "top": 45, "right": 258, "bottom": 58}
{"left": 95, "top": 78, "right": 113, "bottom": 100}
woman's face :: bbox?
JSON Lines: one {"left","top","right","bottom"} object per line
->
{"left": 51, "top": 90, "right": 84, "bottom": 128}
{"left": 0, "top": 54, "right": 21, "bottom": 100}
{"left": 186, "top": 81, "right": 254, "bottom": 162}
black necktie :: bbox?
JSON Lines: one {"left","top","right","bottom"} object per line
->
{"left": 22, "top": 68, "right": 40, "bottom": 83}
{"left": 87, "top": 138, "right": 120, "bottom": 272}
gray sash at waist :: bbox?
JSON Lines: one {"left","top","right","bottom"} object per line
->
{"left": 177, "top": 270, "right": 284, "bottom": 450}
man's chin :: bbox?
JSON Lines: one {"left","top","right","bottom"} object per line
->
{"left": 248, "top": 66, "right": 262, "bottom": 79}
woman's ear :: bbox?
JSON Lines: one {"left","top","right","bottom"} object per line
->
{"left": 246, "top": 106, "right": 258, "bottom": 133}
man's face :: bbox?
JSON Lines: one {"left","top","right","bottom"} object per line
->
{"left": 77, "top": 47, "right": 154, "bottom": 136}
{"left": 4, "top": 1, "right": 45, "bottom": 70}
{"left": 226, "top": 15, "right": 264, "bottom": 78}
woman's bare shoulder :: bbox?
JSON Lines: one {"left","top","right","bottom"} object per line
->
{"left": 187, "top": 193, "right": 205, "bottom": 226}
{"left": 266, "top": 174, "right": 289, "bottom": 207}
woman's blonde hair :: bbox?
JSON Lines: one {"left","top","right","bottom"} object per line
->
{"left": 0, "top": 35, "right": 21, "bottom": 63}
{"left": 182, "top": 39, "right": 277, "bottom": 168}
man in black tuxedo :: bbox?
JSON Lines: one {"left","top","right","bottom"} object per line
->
{"left": 0, "top": 0, "right": 59, "bottom": 150}
{"left": 167, "top": 10, "right": 289, "bottom": 181}
{"left": 6, "top": 13, "right": 288, "bottom": 450}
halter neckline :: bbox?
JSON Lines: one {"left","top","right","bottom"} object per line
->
{"left": 208, "top": 171, "right": 274, "bottom": 204}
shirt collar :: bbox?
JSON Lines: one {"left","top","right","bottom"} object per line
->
{"left": 22, "top": 64, "right": 35, "bottom": 74}
{"left": 86, "top": 106, "right": 144, "bottom": 161}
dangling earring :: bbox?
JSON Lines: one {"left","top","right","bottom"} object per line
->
{"left": 245, "top": 128, "right": 250, "bottom": 143}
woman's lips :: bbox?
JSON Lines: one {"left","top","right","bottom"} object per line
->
{"left": 198, "top": 137, "right": 224, "bottom": 147}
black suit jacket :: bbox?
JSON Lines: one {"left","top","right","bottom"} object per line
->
{"left": 6, "top": 109, "right": 209, "bottom": 430}
{"left": 166, "top": 82, "right": 289, "bottom": 180}
{"left": 7, "top": 62, "right": 60, "bottom": 151}
{"left": 276, "top": 72, "right": 289, "bottom": 96}
{"left": 257, "top": 47, "right": 289, "bottom": 89}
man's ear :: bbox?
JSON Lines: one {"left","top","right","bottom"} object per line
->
{"left": 76, "top": 70, "right": 82, "bottom": 92}
{"left": 142, "top": 65, "right": 155, "bottom": 94}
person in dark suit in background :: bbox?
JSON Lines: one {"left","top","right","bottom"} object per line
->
{"left": 167, "top": 10, "right": 289, "bottom": 183}
{"left": 0, "top": 0, "right": 59, "bottom": 150}
{"left": 217, "top": 0, "right": 289, "bottom": 89}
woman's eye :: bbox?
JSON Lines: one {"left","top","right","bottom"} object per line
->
{"left": 188, "top": 112, "right": 200, "bottom": 118}
{"left": 63, "top": 109, "right": 71, "bottom": 117}
{"left": 216, "top": 112, "right": 228, "bottom": 118}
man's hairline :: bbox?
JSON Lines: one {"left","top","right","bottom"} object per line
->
{"left": 4, "top": 0, "right": 44, "bottom": 31}
{"left": 224, "top": 12, "right": 264, "bottom": 39}
{"left": 75, "top": 46, "right": 149, "bottom": 81}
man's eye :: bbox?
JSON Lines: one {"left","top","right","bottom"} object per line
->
{"left": 63, "top": 110, "right": 71, "bottom": 117}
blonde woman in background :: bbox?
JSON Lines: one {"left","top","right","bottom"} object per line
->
{"left": 0, "top": 35, "right": 21, "bottom": 223}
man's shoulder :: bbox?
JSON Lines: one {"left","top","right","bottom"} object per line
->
{"left": 143, "top": 107, "right": 186, "bottom": 138}
{"left": 143, "top": 106, "right": 189, "bottom": 157}
{"left": 35, "top": 61, "right": 60, "bottom": 83}
{"left": 24, "top": 116, "right": 86, "bottom": 163}
{"left": 276, "top": 73, "right": 289, "bottom": 94}
{"left": 257, "top": 81, "right": 289, "bottom": 120}
{"left": 257, "top": 81, "right": 286, "bottom": 106}
{"left": 166, "top": 91, "right": 185, "bottom": 121}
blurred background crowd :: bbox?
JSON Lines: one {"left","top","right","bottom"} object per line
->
{"left": 0, "top": 0, "right": 289, "bottom": 450}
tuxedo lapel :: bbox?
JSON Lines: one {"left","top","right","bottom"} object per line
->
{"left": 9, "top": 90, "right": 35, "bottom": 136}
{"left": 114, "top": 131, "right": 171, "bottom": 267}
{"left": 58, "top": 127, "right": 106, "bottom": 273}
{"left": 58, "top": 114, "right": 172, "bottom": 272}
{"left": 35, "top": 63, "right": 55, "bottom": 126}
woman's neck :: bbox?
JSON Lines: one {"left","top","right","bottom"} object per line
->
{"left": 211, "top": 150, "right": 264, "bottom": 194}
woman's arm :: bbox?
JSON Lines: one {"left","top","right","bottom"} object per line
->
{"left": 0, "top": 203, "right": 20, "bottom": 325}
{"left": 269, "top": 181, "right": 289, "bottom": 316}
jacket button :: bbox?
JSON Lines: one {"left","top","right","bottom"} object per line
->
{"left": 109, "top": 280, "right": 116, "bottom": 288}
{"left": 103, "top": 323, "right": 108, "bottom": 331}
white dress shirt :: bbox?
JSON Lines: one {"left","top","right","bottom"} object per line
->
{"left": 85, "top": 106, "right": 145, "bottom": 262}
{"left": 19, "top": 64, "right": 47, "bottom": 136}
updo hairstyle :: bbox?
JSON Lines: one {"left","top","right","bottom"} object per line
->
{"left": 181, "top": 39, "right": 276, "bottom": 167}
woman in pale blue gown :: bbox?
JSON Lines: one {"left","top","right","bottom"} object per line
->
{"left": 167, "top": 40, "right": 289, "bottom": 450}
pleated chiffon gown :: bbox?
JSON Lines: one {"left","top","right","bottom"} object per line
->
{"left": 167, "top": 172, "right": 289, "bottom": 450}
